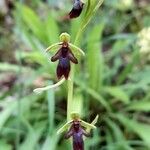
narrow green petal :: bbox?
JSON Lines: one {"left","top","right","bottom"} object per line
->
{"left": 57, "top": 121, "right": 72, "bottom": 135}
{"left": 69, "top": 43, "right": 85, "bottom": 57}
{"left": 80, "top": 120, "right": 96, "bottom": 129}
{"left": 87, "top": 115, "right": 99, "bottom": 132}
{"left": 46, "top": 42, "right": 62, "bottom": 52}
{"left": 91, "top": 115, "right": 99, "bottom": 125}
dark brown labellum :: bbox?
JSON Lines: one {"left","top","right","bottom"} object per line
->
{"left": 65, "top": 120, "right": 90, "bottom": 150}
{"left": 69, "top": 0, "right": 84, "bottom": 19}
{"left": 51, "top": 43, "right": 78, "bottom": 79}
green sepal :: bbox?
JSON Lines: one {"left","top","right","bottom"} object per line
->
{"left": 59, "top": 33, "right": 70, "bottom": 43}
{"left": 87, "top": 115, "right": 99, "bottom": 132}
{"left": 69, "top": 43, "right": 85, "bottom": 57}
{"left": 71, "top": 112, "right": 80, "bottom": 120}
{"left": 91, "top": 115, "right": 99, "bottom": 125}
{"left": 46, "top": 42, "right": 62, "bottom": 52}
{"left": 57, "top": 121, "right": 72, "bottom": 135}
{"left": 80, "top": 119, "right": 96, "bottom": 129}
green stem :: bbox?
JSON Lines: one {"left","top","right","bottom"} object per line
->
{"left": 67, "top": 29, "right": 83, "bottom": 121}
{"left": 67, "top": 66, "right": 75, "bottom": 121}
{"left": 66, "top": 0, "right": 104, "bottom": 121}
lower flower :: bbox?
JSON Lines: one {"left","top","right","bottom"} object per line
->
{"left": 57, "top": 112, "right": 99, "bottom": 150}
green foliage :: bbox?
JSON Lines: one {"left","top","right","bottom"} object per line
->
{"left": 0, "top": 0, "right": 150, "bottom": 149}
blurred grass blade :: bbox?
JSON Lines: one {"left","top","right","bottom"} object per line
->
{"left": 0, "top": 94, "right": 39, "bottom": 131}
{"left": 47, "top": 81, "right": 55, "bottom": 134}
{"left": 116, "top": 114, "right": 150, "bottom": 148}
{"left": 45, "top": 16, "right": 59, "bottom": 44}
{"left": 16, "top": 4, "right": 48, "bottom": 44}
{"left": 86, "top": 23, "right": 104, "bottom": 91}
{"left": 75, "top": 79, "right": 111, "bottom": 111}
{"left": 126, "top": 100, "right": 150, "bottom": 112}
{"left": 104, "top": 86, "right": 130, "bottom": 104}
{"left": 19, "top": 123, "right": 45, "bottom": 150}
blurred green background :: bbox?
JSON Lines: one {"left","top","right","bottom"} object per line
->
{"left": 0, "top": 0, "right": 150, "bottom": 149}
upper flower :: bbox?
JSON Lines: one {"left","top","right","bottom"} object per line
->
{"left": 68, "top": 0, "right": 85, "bottom": 19}
{"left": 46, "top": 32, "right": 85, "bottom": 80}
{"left": 33, "top": 33, "right": 84, "bottom": 94}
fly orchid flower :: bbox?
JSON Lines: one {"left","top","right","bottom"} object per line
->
{"left": 33, "top": 33, "right": 84, "bottom": 94}
{"left": 57, "top": 112, "right": 99, "bottom": 150}
{"left": 68, "top": 0, "right": 85, "bottom": 19}
{"left": 46, "top": 32, "right": 85, "bottom": 79}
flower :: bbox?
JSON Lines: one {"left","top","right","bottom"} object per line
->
{"left": 33, "top": 33, "right": 84, "bottom": 94}
{"left": 57, "top": 112, "right": 99, "bottom": 150}
{"left": 68, "top": 0, "right": 84, "bottom": 19}
{"left": 65, "top": 120, "right": 90, "bottom": 150}
{"left": 46, "top": 32, "right": 85, "bottom": 80}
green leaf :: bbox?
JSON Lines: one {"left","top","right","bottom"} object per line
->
{"left": 75, "top": 79, "right": 111, "bottom": 111}
{"left": 42, "top": 135, "right": 58, "bottom": 150}
{"left": 0, "top": 94, "right": 39, "bottom": 131}
{"left": 126, "top": 100, "right": 150, "bottom": 112}
{"left": 47, "top": 81, "right": 55, "bottom": 134}
{"left": 105, "top": 118, "right": 134, "bottom": 150}
{"left": 16, "top": 4, "right": 48, "bottom": 44}
{"left": 116, "top": 114, "right": 150, "bottom": 148}
{"left": 0, "top": 63, "right": 31, "bottom": 72}
{"left": 19, "top": 123, "right": 45, "bottom": 150}
{"left": 86, "top": 22, "right": 104, "bottom": 91}
{"left": 104, "top": 86, "right": 130, "bottom": 104}
{"left": 0, "top": 140, "right": 12, "bottom": 150}
{"left": 117, "top": 50, "right": 139, "bottom": 84}
{"left": 45, "top": 16, "right": 59, "bottom": 44}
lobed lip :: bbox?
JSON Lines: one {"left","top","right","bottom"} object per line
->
{"left": 51, "top": 42, "right": 78, "bottom": 79}
{"left": 65, "top": 119, "right": 90, "bottom": 150}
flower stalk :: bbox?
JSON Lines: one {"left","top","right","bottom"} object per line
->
{"left": 67, "top": 0, "right": 104, "bottom": 121}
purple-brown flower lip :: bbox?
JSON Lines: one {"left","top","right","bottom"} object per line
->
{"left": 51, "top": 42, "right": 78, "bottom": 79}
{"left": 65, "top": 119, "right": 90, "bottom": 150}
{"left": 56, "top": 113, "right": 98, "bottom": 150}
